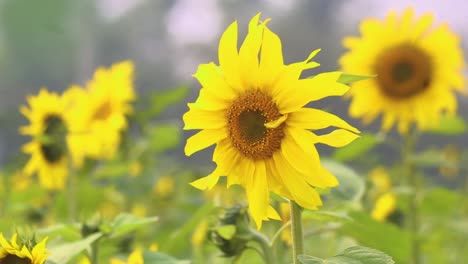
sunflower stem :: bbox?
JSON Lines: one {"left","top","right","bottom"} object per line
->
{"left": 250, "top": 228, "right": 276, "bottom": 264}
{"left": 289, "top": 200, "right": 304, "bottom": 263}
{"left": 402, "top": 131, "right": 421, "bottom": 264}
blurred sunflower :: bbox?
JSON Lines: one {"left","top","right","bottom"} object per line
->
{"left": 0, "top": 233, "right": 48, "bottom": 264}
{"left": 340, "top": 8, "right": 465, "bottom": 134}
{"left": 20, "top": 89, "right": 70, "bottom": 190}
{"left": 67, "top": 61, "right": 135, "bottom": 167}
{"left": 371, "top": 192, "right": 397, "bottom": 222}
{"left": 184, "top": 13, "right": 359, "bottom": 228}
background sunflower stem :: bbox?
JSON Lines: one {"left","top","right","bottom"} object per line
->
{"left": 66, "top": 168, "right": 77, "bottom": 222}
{"left": 403, "top": 131, "right": 421, "bottom": 264}
{"left": 250, "top": 228, "right": 276, "bottom": 264}
{"left": 91, "top": 239, "right": 100, "bottom": 264}
{"left": 289, "top": 200, "right": 304, "bottom": 263}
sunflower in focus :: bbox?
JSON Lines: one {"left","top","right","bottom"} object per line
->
{"left": 183, "top": 13, "right": 359, "bottom": 228}
{"left": 20, "top": 89, "right": 70, "bottom": 190}
{"left": 67, "top": 61, "right": 135, "bottom": 167}
{"left": 0, "top": 233, "right": 48, "bottom": 264}
{"left": 340, "top": 8, "right": 466, "bottom": 134}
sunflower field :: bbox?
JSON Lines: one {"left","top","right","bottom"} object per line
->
{"left": 1, "top": 1, "right": 468, "bottom": 264}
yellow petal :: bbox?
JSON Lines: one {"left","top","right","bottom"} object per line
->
{"left": 193, "top": 63, "right": 236, "bottom": 101}
{"left": 245, "top": 160, "right": 269, "bottom": 229}
{"left": 316, "top": 129, "right": 359, "bottom": 148}
{"left": 266, "top": 206, "right": 281, "bottom": 220}
{"left": 190, "top": 166, "right": 223, "bottom": 190}
{"left": 183, "top": 105, "right": 226, "bottom": 130}
{"left": 277, "top": 72, "right": 349, "bottom": 113}
{"left": 259, "top": 25, "right": 284, "bottom": 86}
{"left": 288, "top": 108, "right": 359, "bottom": 133}
{"left": 238, "top": 13, "right": 264, "bottom": 89}
{"left": 185, "top": 129, "right": 227, "bottom": 156}
{"left": 218, "top": 21, "right": 242, "bottom": 91}
{"left": 264, "top": 114, "right": 288, "bottom": 128}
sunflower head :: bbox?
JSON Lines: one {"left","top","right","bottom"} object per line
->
{"left": 20, "top": 89, "right": 70, "bottom": 190}
{"left": 183, "top": 13, "right": 359, "bottom": 228}
{"left": 66, "top": 61, "right": 136, "bottom": 167}
{"left": 340, "top": 8, "right": 466, "bottom": 134}
{"left": 0, "top": 233, "right": 48, "bottom": 264}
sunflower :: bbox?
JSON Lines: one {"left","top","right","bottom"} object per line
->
{"left": 0, "top": 233, "right": 48, "bottom": 264}
{"left": 371, "top": 192, "right": 397, "bottom": 222}
{"left": 340, "top": 8, "right": 466, "bottom": 134}
{"left": 183, "top": 13, "right": 359, "bottom": 228}
{"left": 67, "top": 61, "right": 135, "bottom": 167}
{"left": 20, "top": 89, "right": 70, "bottom": 190}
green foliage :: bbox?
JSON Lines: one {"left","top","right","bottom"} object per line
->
{"left": 333, "top": 133, "right": 382, "bottom": 162}
{"left": 298, "top": 246, "right": 394, "bottom": 264}
{"left": 143, "top": 251, "right": 190, "bottom": 264}
{"left": 426, "top": 115, "right": 466, "bottom": 135}
{"left": 107, "top": 213, "right": 158, "bottom": 238}
{"left": 338, "top": 211, "right": 410, "bottom": 263}
{"left": 147, "top": 86, "right": 189, "bottom": 118}
{"left": 337, "top": 73, "right": 375, "bottom": 84}
{"left": 322, "top": 159, "right": 365, "bottom": 202}
{"left": 148, "top": 122, "right": 182, "bottom": 152}
{"left": 46, "top": 233, "right": 102, "bottom": 264}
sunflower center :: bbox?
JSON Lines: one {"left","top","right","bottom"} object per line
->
{"left": 93, "top": 100, "right": 112, "bottom": 120}
{"left": 375, "top": 44, "right": 432, "bottom": 99}
{"left": 0, "top": 254, "right": 32, "bottom": 264}
{"left": 40, "top": 114, "right": 66, "bottom": 163}
{"left": 227, "top": 90, "right": 285, "bottom": 160}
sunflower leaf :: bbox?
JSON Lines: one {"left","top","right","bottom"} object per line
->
{"left": 337, "top": 73, "right": 375, "bottom": 84}
{"left": 298, "top": 246, "right": 394, "bottom": 264}
{"left": 426, "top": 115, "right": 466, "bottom": 135}
{"left": 332, "top": 133, "right": 382, "bottom": 162}
{"left": 142, "top": 251, "right": 190, "bottom": 264}
{"left": 47, "top": 233, "right": 102, "bottom": 264}
{"left": 110, "top": 213, "right": 159, "bottom": 238}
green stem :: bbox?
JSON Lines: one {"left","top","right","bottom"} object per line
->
{"left": 290, "top": 200, "right": 304, "bottom": 264}
{"left": 403, "top": 132, "right": 421, "bottom": 264}
{"left": 250, "top": 229, "right": 276, "bottom": 264}
{"left": 91, "top": 239, "right": 100, "bottom": 264}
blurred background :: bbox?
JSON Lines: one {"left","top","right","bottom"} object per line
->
{"left": 0, "top": 0, "right": 467, "bottom": 166}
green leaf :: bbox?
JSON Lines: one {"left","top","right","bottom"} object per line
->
{"left": 333, "top": 133, "right": 381, "bottom": 162}
{"left": 409, "top": 149, "right": 454, "bottom": 168}
{"left": 142, "top": 251, "right": 190, "bottom": 264}
{"left": 110, "top": 213, "right": 158, "bottom": 238}
{"left": 148, "top": 122, "right": 182, "bottom": 152}
{"left": 303, "top": 210, "right": 352, "bottom": 222}
{"left": 339, "top": 211, "right": 410, "bottom": 263}
{"left": 215, "top": 224, "right": 237, "bottom": 240}
{"left": 47, "top": 233, "right": 102, "bottom": 264}
{"left": 426, "top": 115, "right": 466, "bottom": 135}
{"left": 298, "top": 246, "right": 394, "bottom": 264}
{"left": 337, "top": 73, "right": 375, "bottom": 84}
{"left": 149, "top": 86, "right": 189, "bottom": 117}
{"left": 321, "top": 159, "right": 365, "bottom": 202}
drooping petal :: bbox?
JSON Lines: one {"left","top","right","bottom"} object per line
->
{"left": 315, "top": 129, "right": 359, "bottom": 148}
{"left": 245, "top": 160, "right": 269, "bottom": 229}
{"left": 190, "top": 166, "right": 224, "bottom": 190}
{"left": 185, "top": 129, "right": 227, "bottom": 156}
{"left": 288, "top": 108, "right": 359, "bottom": 133}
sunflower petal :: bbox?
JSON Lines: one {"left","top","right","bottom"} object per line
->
{"left": 218, "top": 21, "right": 241, "bottom": 91}
{"left": 185, "top": 129, "right": 227, "bottom": 156}
{"left": 183, "top": 105, "right": 226, "bottom": 130}
{"left": 190, "top": 166, "right": 224, "bottom": 190}
{"left": 193, "top": 63, "right": 236, "bottom": 101}
{"left": 288, "top": 108, "right": 359, "bottom": 133}
{"left": 245, "top": 161, "right": 269, "bottom": 229}
{"left": 316, "top": 129, "right": 359, "bottom": 147}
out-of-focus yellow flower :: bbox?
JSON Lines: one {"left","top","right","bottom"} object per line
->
{"left": 0, "top": 233, "right": 48, "bottom": 264}
{"left": 10, "top": 171, "right": 32, "bottom": 191}
{"left": 78, "top": 256, "right": 91, "bottom": 264}
{"left": 279, "top": 203, "right": 292, "bottom": 245}
{"left": 149, "top": 243, "right": 158, "bottom": 252}
{"left": 131, "top": 203, "right": 147, "bottom": 217}
{"left": 440, "top": 144, "right": 460, "bottom": 179}
{"left": 369, "top": 166, "right": 392, "bottom": 194}
{"left": 371, "top": 192, "right": 397, "bottom": 222}
{"left": 129, "top": 161, "right": 142, "bottom": 177}
{"left": 67, "top": 61, "right": 135, "bottom": 167}
{"left": 184, "top": 12, "right": 359, "bottom": 229}
{"left": 340, "top": 8, "right": 466, "bottom": 134}
{"left": 20, "top": 89, "right": 71, "bottom": 190}
{"left": 191, "top": 220, "right": 208, "bottom": 247}
{"left": 111, "top": 249, "right": 143, "bottom": 264}
{"left": 152, "top": 176, "right": 175, "bottom": 199}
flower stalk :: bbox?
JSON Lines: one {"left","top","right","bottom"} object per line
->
{"left": 289, "top": 200, "right": 304, "bottom": 264}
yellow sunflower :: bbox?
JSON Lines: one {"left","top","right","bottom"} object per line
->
{"left": 371, "top": 192, "right": 397, "bottom": 222}
{"left": 183, "top": 13, "right": 359, "bottom": 228}
{"left": 20, "top": 89, "right": 70, "bottom": 190}
{"left": 67, "top": 61, "right": 135, "bottom": 167}
{"left": 340, "top": 8, "right": 466, "bottom": 134}
{"left": 0, "top": 233, "right": 48, "bottom": 264}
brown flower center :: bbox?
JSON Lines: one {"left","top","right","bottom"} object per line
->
{"left": 375, "top": 44, "right": 432, "bottom": 99}
{"left": 93, "top": 100, "right": 112, "bottom": 121}
{"left": 0, "top": 254, "right": 32, "bottom": 264}
{"left": 40, "top": 114, "right": 66, "bottom": 163}
{"left": 227, "top": 90, "right": 285, "bottom": 160}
